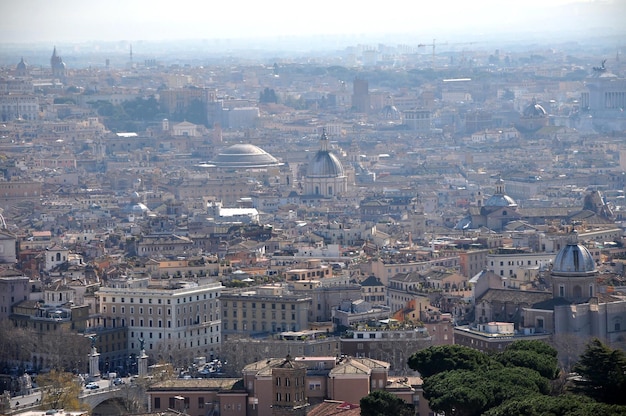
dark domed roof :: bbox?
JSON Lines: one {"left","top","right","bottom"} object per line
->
{"left": 523, "top": 99, "right": 547, "bottom": 118}
{"left": 380, "top": 105, "right": 401, "bottom": 120}
{"left": 211, "top": 144, "right": 281, "bottom": 168}
{"left": 307, "top": 151, "right": 345, "bottom": 178}
{"left": 484, "top": 194, "right": 517, "bottom": 207}
{"left": 16, "top": 57, "right": 28, "bottom": 70}
{"left": 552, "top": 242, "right": 596, "bottom": 276}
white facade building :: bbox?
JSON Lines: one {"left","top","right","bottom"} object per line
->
{"left": 96, "top": 278, "right": 223, "bottom": 362}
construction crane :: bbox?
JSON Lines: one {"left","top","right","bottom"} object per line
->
{"left": 418, "top": 39, "right": 441, "bottom": 69}
{"left": 418, "top": 39, "right": 478, "bottom": 69}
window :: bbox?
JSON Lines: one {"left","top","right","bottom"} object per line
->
{"left": 198, "top": 397, "right": 204, "bottom": 409}
{"left": 154, "top": 398, "right": 161, "bottom": 409}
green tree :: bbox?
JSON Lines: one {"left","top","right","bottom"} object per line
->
{"left": 505, "top": 340, "right": 558, "bottom": 358}
{"left": 259, "top": 87, "right": 278, "bottom": 104}
{"left": 360, "top": 390, "right": 413, "bottom": 416}
{"left": 571, "top": 338, "right": 626, "bottom": 405}
{"left": 184, "top": 99, "right": 208, "bottom": 126}
{"left": 38, "top": 370, "right": 88, "bottom": 411}
{"left": 407, "top": 344, "right": 494, "bottom": 377}
{"left": 485, "top": 394, "right": 626, "bottom": 416}
{"left": 122, "top": 96, "right": 161, "bottom": 121}
{"left": 423, "top": 366, "right": 550, "bottom": 416}
{"left": 495, "top": 348, "right": 559, "bottom": 379}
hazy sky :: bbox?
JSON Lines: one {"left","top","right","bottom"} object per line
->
{"left": 1, "top": 0, "right": 623, "bottom": 44}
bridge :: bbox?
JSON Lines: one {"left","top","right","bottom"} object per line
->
{"left": 79, "top": 385, "right": 129, "bottom": 409}
{"left": 5, "top": 383, "right": 132, "bottom": 415}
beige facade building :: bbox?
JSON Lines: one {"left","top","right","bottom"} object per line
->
{"left": 221, "top": 286, "right": 311, "bottom": 336}
{"left": 96, "top": 277, "right": 223, "bottom": 365}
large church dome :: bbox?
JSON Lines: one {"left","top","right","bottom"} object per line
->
{"left": 303, "top": 130, "right": 347, "bottom": 198}
{"left": 307, "top": 151, "right": 345, "bottom": 178}
{"left": 484, "top": 194, "right": 517, "bottom": 207}
{"left": 211, "top": 144, "right": 281, "bottom": 168}
{"left": 306, "top": 131, "right": 344, "bottom": 178}
{"left": 552, "top": 242, "right": 596, "bottom": 276}
{"left": 523, "top": 98, "right": 547, "bottom": 118}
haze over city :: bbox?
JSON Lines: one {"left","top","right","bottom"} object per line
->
{"left": 1, "top": 0, "right": 626, "bottom": 415}
{"left": 2, "top": 0, "right": 625, "bottom": 46}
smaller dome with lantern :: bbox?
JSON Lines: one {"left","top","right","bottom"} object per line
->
{"left": 552, "top": 239, "right": 596, "bottom": 276}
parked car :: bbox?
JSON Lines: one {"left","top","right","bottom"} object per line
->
{"left": 85, "top": 382, "right": 99, "bottom": 390}
{"left": 113, "top": 378, "right": 124, "bottom": 386}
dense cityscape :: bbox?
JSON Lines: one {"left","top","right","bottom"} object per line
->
{"left": 1, "top": 2, "right": 626, "bottom": 415}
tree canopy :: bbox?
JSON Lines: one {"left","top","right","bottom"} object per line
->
{"left": 38, "top": 370, "right": 88, "bottom": 411}
{"left": 360, "top": 390, "right": 413, "bottom": 416}
{"left": 407, "top": 340, "right": 626, "bottom": 416}
{"left": 422, "top": 366, "right": 550, "bottom": 416}
{"left": 571, "top": 338, "right": 626, "bottom": 405}
{"left": 494, "top": 343, "right": 559, "bottom": 379}
{"left": 484, "top": 394, "right": 626, "bottom": 416}
{"left": 407, "top": 344, "right": 495, "bottom": 378}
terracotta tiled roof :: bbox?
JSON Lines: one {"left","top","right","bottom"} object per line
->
{"left": 307, "top": 400, "right": 360, "bottom": 416}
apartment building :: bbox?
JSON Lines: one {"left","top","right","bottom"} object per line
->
{"left": 486, "top": 250, "right": 554, "bottom": 286}
{"left": 96, "top": 277, "right": 223, "bottom": 364}
{"left": 220, "top": 286, "right": 311, "bottom": 336}
{"left": 0, "top": 274, "right": 28, "bottom": 319}
{"left": 289, "top": 279, "right": 362, "bottom": 322}
{"left": 371, "top": 256, "right": 460, "bottom": 286}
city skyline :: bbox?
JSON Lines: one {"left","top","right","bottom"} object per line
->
{"left": 2, "top": 0, "right": 624, "bottom": 46}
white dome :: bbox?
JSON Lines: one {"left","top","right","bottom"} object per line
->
{"left": 212, "top": 144, "right": 281, "bottom": 168}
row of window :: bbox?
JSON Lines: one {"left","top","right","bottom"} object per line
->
{"left": 106, "top": 314, "right": 217, "bottom": 329}
{"left": 103, "top": 296, "right": 166, "bottom": 304}
{"left": 222, "top": 321, "right": 297, "bottom": 332}
{"left": 224, "top": 310, "right": 295, "bottom": 320}
{"left": 224, "top": 301, "right": 294, "bottom": 310}
{"left": 275, "top": 376, "right": 304, "bottom": 386}
{"left": 102, "top": 292, "right": 219, "bottom": 305}
{"left": 276, "top": 392, "right": 302, "bottom": 403}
